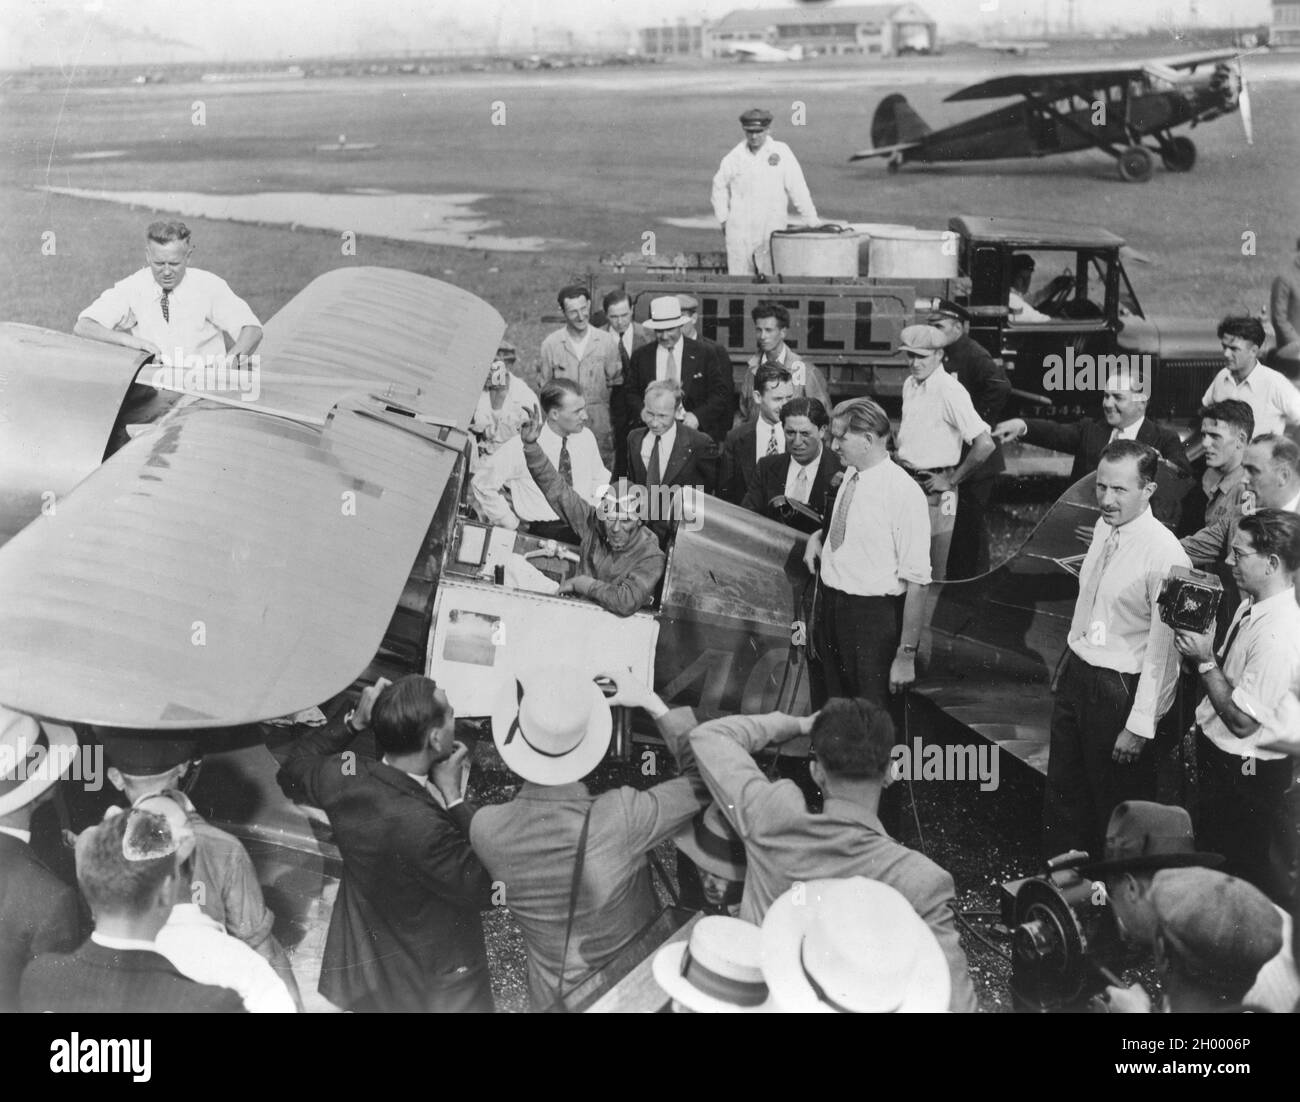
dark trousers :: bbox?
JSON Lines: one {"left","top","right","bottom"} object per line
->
{"left": 947, "top": 474, "right": 994, "bottom": 580}
{"left": 809, "top": 588, "right": 904, "bottom": 709}
{"left": 1042, "top": 652, "right": 1156, "bottom": 862}
{"left": 1195, "top": 729, "right": 1297, "bottom": 907}
{"left": 811, "top": 588, "right": 905, "bottom": 835}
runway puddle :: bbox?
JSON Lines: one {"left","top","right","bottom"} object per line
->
{"left": 39, "top": 187, "right": 583, "bottom": 252}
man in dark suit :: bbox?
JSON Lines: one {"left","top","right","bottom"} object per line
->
{"left": 22, "top": 806, "right": 244, "bottom": 1013}
{"left": 721, "top": 363, "right": 794, "bottom": 505}
{"left": 278, "top": 675, "right": 495, "bottom": 1013}
{"left": 603, "top": 290, "right": 652, "bottom": 476}
{"left": 928, "top": 300, "right": 1012, "bottom": 578}
{"left": 995, "top": 372, "right": 1191, "bottom": 484}
{"left": 742, "top": 396, "right": 841, "bottom": 532}
{"left": 0, "top": 711, "right": 83, "bottom": 1012}
{"left": 626, "top": 379, "right": 719, "bottom": 542}
{"left": 623, "top": 296, "right": 733, "bottom": 469}
{"left": 677, "top": 293, "right": 738, "bottom": 412}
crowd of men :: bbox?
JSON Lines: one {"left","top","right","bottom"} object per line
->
{"left": 3, "top": 196, "right": 1300, "bottom": 1013}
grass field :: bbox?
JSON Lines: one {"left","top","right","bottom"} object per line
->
{"left": 3, "top": 52, "right": 1298, "bottom": 365}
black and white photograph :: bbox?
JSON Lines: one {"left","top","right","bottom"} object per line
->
{"left": 1, "top": 0, "right": 1298, "bottom": 1050}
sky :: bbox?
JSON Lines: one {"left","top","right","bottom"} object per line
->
{"left": 2, "top": 0, "right": 1275, "bottom": 68}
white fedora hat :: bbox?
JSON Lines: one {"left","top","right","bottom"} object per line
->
{"left": 762, "top": 877, "right": 950, "bottom": 1013}
{"left": 643, "top": 296, "right": 687, "bottom": 331}
{"left": 0, "top": 707, "right": 79, "bottom": 818}
{"left": 491, "top": 666, "right": 612, "bottom": 785}
{"left": 652, "top": 916, "right": 771, "bottom": 1013}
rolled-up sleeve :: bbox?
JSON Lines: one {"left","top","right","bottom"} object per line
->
{"left": 78, "top": 279, "right": 134, "bottom": 329}
{"left": 893, "top": 479, "right": 933, "bottom": 586}
{"left": 945, "top": 385, "right": 992, "bottom": 445}
{"left": 207, "top": 274, "right": 261, "bottom": 334}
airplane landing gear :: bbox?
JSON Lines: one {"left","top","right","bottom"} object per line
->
{"left": 1116, "top": 145, "right": 1154, "bottom": 183}
{"left": 1159, "top": 135, "right": 1196, "bottom": 172}
{"left": 886, "top": 152, "right": 903, "bottom": 174}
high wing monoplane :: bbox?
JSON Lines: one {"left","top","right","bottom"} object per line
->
{"left": 850, "top": 49, "right": 1255, "bottom": 182}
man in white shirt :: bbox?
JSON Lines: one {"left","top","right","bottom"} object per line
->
{"left": 1043, "top": 440, "right": 1190, "bottom": 861}
{"left": 538, "top": 285, "right": 622, "bottom": 468}
{"left": 896, "top": 325, "right": 995, "bottom": 582}
{"left": 472, "top": 378, "right": 610, "bottom": 544}
{"left": 1006, "top": 255, "right": 1054, "bottom": 324}
{"left": 737, "top": 302, "right": 831, "bottom": 422}
{"left": 139, "top": 793, "right": 296, "bottom": 1013}
{"left": 75, "top": 220, "right": 262, "bottom": 366}
{"left": 1174, "top": 509, "right": 1300, "bottom": 905}
{"left": 803, "top": 398, "right": 931, "bottom": 710}
{"left": 1202, "top": 315, "right": 1300, "bottom": 437}
{"left": 711, "top": 107, "right": 818, "bottom": 277}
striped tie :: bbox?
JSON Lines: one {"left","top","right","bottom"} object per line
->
{"left": 160, "top": 290, "right": 170, "bottom": 323}
{"left": 766, "top": 428, "right": 780, "bottom": 457}
{"left": 827, "top": 472, "right": 859, "bottom": 551}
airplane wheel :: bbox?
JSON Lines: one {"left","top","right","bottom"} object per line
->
{"left": 886, "top": 157, "right": 901, "bottom": 174}
{"left": 1117, "top": 145, "right": 1154, "bottom": 183}
{"left": 1161, "top": 136, "right": 1196, "bottom": 172}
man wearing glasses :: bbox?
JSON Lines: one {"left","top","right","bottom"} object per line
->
{"left": 1174, "top": 509, "right": 1300, "bottom": 906}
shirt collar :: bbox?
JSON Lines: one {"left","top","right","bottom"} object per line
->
{"left": 1244, "top": 587, "right": 1298, "bottom": 620}
{"left": 822, "top": 796, "right": 888, "bottom": 834}
{"left": 1114, "top": 416, "right": 1145, "bottom": 440}
{"left": 1286, "top": 492, "right": 1300, "bottom": 514}
{"left": 166, "top": 902, "right": 221, "bottom": 928}
{"left": 792, "top": 448, "right": 821, "bottom": 472}
{"left": 1203, "top": 462, "right": 1246, "bottom": 496}
{"left": 540, "top": 422, "right": 563, "bottom": 447}
{"left": 651, "top": 423, "right": 677, "bottom": 449}
{"left": 1106, "top": 504, "right": 1156, "bottom": 538}
{"left": 91, "top": 931, "right": 158, "bottom": 952}
{"left": 0, "top": 826, "right": 31, "bottom": 844}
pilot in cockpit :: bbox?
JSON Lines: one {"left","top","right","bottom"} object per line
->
{"left": 517, "top": 408, "right": 665, "bottom": 617}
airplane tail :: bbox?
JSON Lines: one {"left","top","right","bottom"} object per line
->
{"left": 871, "top": 93, "right": 931, "bottom": 149}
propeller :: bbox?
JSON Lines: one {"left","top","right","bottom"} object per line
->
{"left": 1236, "top": 56, "right": 1254, "bottom": 145}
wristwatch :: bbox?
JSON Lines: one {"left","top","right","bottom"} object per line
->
{"left": 344, "top": 708, "right": 364, "bottom": 734}
{"left": 899, "top": 643, "right": 919, "bottom": 656}
{"left": 1196, "top": 660, "right": 1217, "bottom": 675}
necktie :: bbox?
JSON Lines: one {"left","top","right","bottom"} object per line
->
{"left": 619, "top": 341, "right": 630, "bottom": 373}
{"left": 664, "top": 347, "right": 678, "bottom": 382}
{"left": 161, "top": 290, "right": 170, "bottom": 324}
{"left": 647, "top": 434, "right": 662, "bottom": 486}
{"left": 558, "top": 437, "right": 573, "bottom": 487}
{"left": 792, "top": 465, "right": 809, "bottom": 503}
{"left": 1217, "top": 607, "right": 1252, "bottom": 663}
{"left": 1077, "top": 527, "right": 1121, "bottom": 632}
{"left": 827, "top": 472, "right": 859, "bottom": 551}
{"left": 766, "top": 426, "right": 780, "bottom": 457}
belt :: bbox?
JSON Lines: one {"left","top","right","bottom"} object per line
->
{"left": 897, "top": 461, "right": 955, "bottom": 485}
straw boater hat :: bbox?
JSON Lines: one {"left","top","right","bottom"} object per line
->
{"left": 1076, "top": 801, "right": 1222, "bottom": 879}
{"left": 762, "top": 877, "right": 950, "bottom": 1013}
{"left": 673, "top": 803, "right": 747, "bottom": 882}
{"left": 0, "top": 706, "right": 78, "bottom": 818}
{"left": 491, "top": 666, "right": 612, "bottom": 785}
{"left": 652, "top": 915, "right": 771, "bottom": 1013}
{"left": 643, "top": 296, "right": 688, "bottom": 331}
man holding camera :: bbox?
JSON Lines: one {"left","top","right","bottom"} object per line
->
{"left": 1043, "top": 440, "right": 1189, "bottom": 862}
{"left": 1173, "top": 508, "right": 1300, "bottom": 907}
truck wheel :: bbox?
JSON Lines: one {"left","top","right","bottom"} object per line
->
{"left": 1160, "top": 136, "right": 1196, "bottom": 172}
{"left": 1117, "top": 145, "right": 1154, "bottom": 183}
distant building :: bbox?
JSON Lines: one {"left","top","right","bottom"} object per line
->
{"left": 705, "top": 3, "right": 936, "bottom": 59}
{"left": 1273, "top": 0, "right": 1300, "bottom": 47}
{"left": 640, "top": 21, "right": 705, "bottom": 58}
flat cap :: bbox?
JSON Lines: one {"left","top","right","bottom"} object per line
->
{"left": 676, "top": 294, "right": 699, "bottom": 312}
{"left": 898, "top": 324, "right": 947, "bottom": 354}
{"left": 1150, "top": 868, "right": 1282, "bottom": 996}
{"left": 927, "top": 298, "right": 970, "bottom": 324}
{"left": 98, "top": 730, "right": 198, "bottom": 775}
{"left": 739, "top": 108, "right": 773, "bottom": 130}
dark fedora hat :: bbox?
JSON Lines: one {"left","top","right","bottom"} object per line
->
{"left": 1078, "top": 801, "right": 1223, "bottom": 878}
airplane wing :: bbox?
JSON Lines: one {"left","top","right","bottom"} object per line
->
{"left": 944, "top": 66, "right": 1150, "bottom": 102}
{"left": 0, "top": 270, "right": 505, "bottom": 728}
{"left": 1153, "top": 49, "right": 1241, "bottom": 72}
